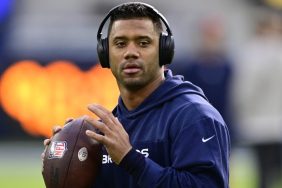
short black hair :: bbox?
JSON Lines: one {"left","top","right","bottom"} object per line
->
{"left": 107, "top": 2, "right": 163, "bottom": 36}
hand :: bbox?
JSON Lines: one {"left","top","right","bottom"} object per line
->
{"left": 85, "top": 104, "right": 132, "bottom": 165}
{"left": 41, "top": 118, "right": 74, "bottom": 161}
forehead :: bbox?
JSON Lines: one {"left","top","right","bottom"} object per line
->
{"left": 109, "top": 18, "right": 158, "bottom": 39}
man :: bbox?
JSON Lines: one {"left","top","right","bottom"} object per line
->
{"left": 232, "top": 13, "right": 282, "bottom": 188}
{"left": 181, "top": 17, "right": 235, "bottom": 144}
{"left": 43, "top": 2, "right": 230, "bottom": 188}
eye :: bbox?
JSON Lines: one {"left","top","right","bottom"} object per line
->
{"left": 139, "top": 40, "right": 150, "bottom": 47}
{"left": 114, "top": 40, "right": 126, "bottom": 48}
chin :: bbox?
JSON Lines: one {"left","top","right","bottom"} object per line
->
{"left": 123, "top": 80, "right": 145, "bottom": 91}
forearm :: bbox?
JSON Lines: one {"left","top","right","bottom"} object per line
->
{"left": 119, "top": 149, "right": 227, "bottom": 188}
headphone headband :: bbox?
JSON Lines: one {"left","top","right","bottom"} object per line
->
{"left": 97, "top": 2, "right": 173, "bottom": 41}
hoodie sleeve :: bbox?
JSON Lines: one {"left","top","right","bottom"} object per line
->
{"left": 119, "top": 115, "right": 230, "bottom": 188}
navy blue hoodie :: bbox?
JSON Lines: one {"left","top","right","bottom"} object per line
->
{"left": 93, "top": 69, "right": 230, "bottom": 188}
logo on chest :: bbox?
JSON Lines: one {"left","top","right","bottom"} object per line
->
{"left": 102, "top": 148, "right": 149, "bottom": 164}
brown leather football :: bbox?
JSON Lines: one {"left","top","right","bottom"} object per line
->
{"left": 42, "top": 117, "right": 102, "bottom": 188}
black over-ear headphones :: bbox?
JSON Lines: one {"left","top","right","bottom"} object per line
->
{"left": 97, "top": 2, "right": 175, "bottom": 68}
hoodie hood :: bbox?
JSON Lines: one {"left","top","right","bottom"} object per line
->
{"left": 114, "top": 69, "right": 207, "bottom": 118}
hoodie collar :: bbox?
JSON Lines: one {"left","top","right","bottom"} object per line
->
{"left": 115, "top": 69, "right": 206, "bottom": 118}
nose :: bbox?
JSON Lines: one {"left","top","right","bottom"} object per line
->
{"left": 124, "top": 42, "right": 140, "bottom": 60}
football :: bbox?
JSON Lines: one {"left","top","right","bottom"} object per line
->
{"left": 42, "top": 117, "right": 102, "bottom": 188}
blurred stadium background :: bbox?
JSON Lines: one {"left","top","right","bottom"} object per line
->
{"left": 0, "top": 0, "right": 282, "bottom": 187}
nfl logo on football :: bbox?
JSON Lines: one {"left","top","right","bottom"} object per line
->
{"left": 48, "top": 141, "right": 68, "bottom": 159}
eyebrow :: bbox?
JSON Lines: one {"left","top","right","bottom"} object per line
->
{"left": 112, "top": 35, "right": 152, "bottom": 41}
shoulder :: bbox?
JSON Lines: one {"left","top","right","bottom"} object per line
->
{"left": 168, "top": 94, "right": 230, "bottom": 147}
{"left": 169, "top": 93, "right": 226, "bottom": 128}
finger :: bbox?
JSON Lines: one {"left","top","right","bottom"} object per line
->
{"left": 84, "top": 115, "right": 111, "bottom": 135}
{"left": 88, "top": 104, "right": 115, "bottom": 129}
{"left": 88, "top": 104, "right": 113, "bottom": 121}
{"left": 43, "top": 139, "right": 51, "bottom": 146}
{"left": 86, "top": 130, "right": 107, "bottom": 145}
{"left": 41, "top": 141, "right": 49, "bottom": 161}
{"left": 92, "top": 105, "right": 123, "bottom": 131}
{"left": 41, "top": 147, "right": 47, "bottom": 161}
{"left": 112, "top": 117, "right": 123, "bottom": 128}
{"left": 41, "top": 150, "right": 46, "bottom": 161}
{"left": 52, "top": 126, "right": 62, "bottom": 135}
{"left": 95, "top": 105, "right": 120, "bottom": 127}
{"left": 64, "top": 117, "right": 74, "bottom": 124}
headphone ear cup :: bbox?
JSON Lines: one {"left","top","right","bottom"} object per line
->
{"left": 97, "top": 38, "right": 110, "bottom": 68}
{"left": 159, "top": 33, "right": 175, "bottom": 66}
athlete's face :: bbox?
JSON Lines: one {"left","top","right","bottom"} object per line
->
{"left": 108, "top": 18, "right": 163, "bottom": 91}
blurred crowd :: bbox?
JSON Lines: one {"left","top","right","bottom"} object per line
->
{"left": 176, "top": 9, "right": 282, "bottom": 188}
{"left": 0, "top": 1, "right": 282, "bottom": 188}
{"left": 232, "top": 11, "right": 282, "bottom": 188}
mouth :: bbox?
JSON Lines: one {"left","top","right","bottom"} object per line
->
{"left": 122, "top": 63, "right": 142, "bottom": 74}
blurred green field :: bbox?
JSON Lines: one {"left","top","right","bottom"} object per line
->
{"left": 0, "top": 167, "right": 44, "bottom": 188}
{"left": 0, "top": 141, "right": 45, "bottom": 188}
{"left": 0, "top": 142, "right": 281, "bottom": 188}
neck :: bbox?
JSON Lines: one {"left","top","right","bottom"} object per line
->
{"left": 119, "top": 73, "right": 165, "bottom": 111}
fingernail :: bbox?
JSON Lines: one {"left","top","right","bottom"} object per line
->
{"left": 84, "top": 116, "right": 91, "bottom": 122}
{"left": 88, "top": 104, "right": 95, "bottom": 107}
{"left": 85, "top": 130, "right": 91, "bottom": 135}
{"left": 82, "top": 115, "right": 89, "bottom": 119}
